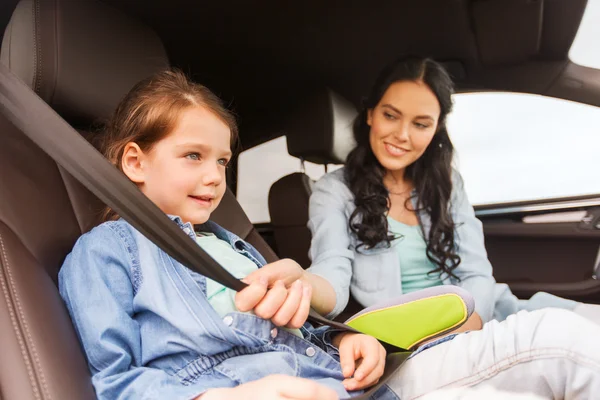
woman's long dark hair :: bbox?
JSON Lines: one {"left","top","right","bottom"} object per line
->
{"left": 345, "top": 56, "right": 460, "bottom": 279}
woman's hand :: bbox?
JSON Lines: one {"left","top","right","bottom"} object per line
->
{"left": 235, "top": 259, "right": 312, "bottom": 328}
{"left": 333, "top": 332, "right": 386, "bottom": 391}
{"left": 197, "top": 375, "right": 339, "bottom": 400}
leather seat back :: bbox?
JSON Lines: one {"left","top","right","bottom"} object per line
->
{"left": 268, "top": 172, "right": 314, "bottom": 267}
{"left": 0, "top": 115, "right": 97, "bottom": 400}
{"left": 0, "top": 1, "right": 275, "bottom": 399}
{"left": 268, "top": 89, "right": 357, "bottom": 268}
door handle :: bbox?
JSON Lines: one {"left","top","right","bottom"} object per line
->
{"left": 579, "top": 207, "right": 600, "bottom": 230}
{"left": 593, "top": 245, "right": 600, "bottom": 280}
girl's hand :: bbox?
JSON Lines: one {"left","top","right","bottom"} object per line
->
{"left": 235, "top": 259, "right": 312, "bottom": 328}
{"left": 333, "top": 333, "right": 386, "bottom": 391}
{"left": 198, "top": 375, "right": 339, "bottom": 400}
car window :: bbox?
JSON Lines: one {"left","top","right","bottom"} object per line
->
{"left": 569, "top": 0, "right": 600, "bottom": 69}
{"left": 447, "top": 92, "right": 600, "bottom": 206}
{"left": 238, "top": 93, "right": 600, "bottom": 222}
{"left": 237, "top": 136, "right": 341, "bottom": 223}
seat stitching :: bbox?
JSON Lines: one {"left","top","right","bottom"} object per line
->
{"left": 33, "top": 0, "right": 42, "bottom": 94}
{"left": 0, "top": 233, "right": 49, "bottom": 400}
{"left": 0, "top": 233, "right": 41, "bottom": 400}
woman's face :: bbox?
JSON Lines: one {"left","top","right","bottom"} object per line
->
{"left": 368, "top": 80, "right": 441, "bottom": 176}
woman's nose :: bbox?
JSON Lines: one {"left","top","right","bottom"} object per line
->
{"left": 394, "top": 122, "right": 410, "bottom": 141}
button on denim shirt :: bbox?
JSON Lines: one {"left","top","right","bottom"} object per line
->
{"left": 59, "top": 216, "right": 397, "bottom": 400}
{"left": 307, "top": 168, "right": 577, "bottom": 323}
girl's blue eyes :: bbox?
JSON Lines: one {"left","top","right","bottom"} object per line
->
{"left": 185, "top": 153, "right": 229, "bottom": 166}
{"left": 185, "top": 153, "right": 200, "bottom": 161}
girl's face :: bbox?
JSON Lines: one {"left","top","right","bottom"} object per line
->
{"left": 122, "top": 106, "right": 232, "bottom": 225}
{"left": 368, "top": 80, "right": 441, "bottom": 177}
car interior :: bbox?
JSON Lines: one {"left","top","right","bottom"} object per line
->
{"left": 1, "top": 0, "right": 599, "bottom": 398}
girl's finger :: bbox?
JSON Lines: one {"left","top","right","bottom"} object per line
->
{"left": 337, "top": 337, "right": 356, "bottom": 379}
{"left": 235, "top": 278, "right": 268, "bottom": 312}
{"left": 345, "top": 345, "right": 386, "bottom": 391}
{"left": 286, "top": 283, "right": 312, "bottom": 329}
{"left": 271, "top": 280, "right": 303, "bottom": 326}
{"left": 272, "top": 375, "right": 339, "bottom": 400}
{"left": 352, "top": 340, "right": 380, "bottom": 382}
{"left": 254, "top": 281, "right": 288, "bottom": 319}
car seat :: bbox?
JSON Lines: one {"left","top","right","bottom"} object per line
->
{"left": 0, "top": 0, "right": 275, "bottom": 398}
{"left": 268, "top": 88, "right": 356, "bottom": 268}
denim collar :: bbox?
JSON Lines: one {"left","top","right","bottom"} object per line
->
{"left": 166, "top": 215, "right": 248, "bottom": 254}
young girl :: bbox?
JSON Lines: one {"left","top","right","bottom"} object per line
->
{"left": 60, "top": 69, "right": 600, "bottom": 400}
{"left": 59, "top": 70, "right": 387, "bottom": 400}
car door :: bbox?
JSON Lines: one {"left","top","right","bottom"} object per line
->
{"left": 477, "top": 199, "right": 600, "bottom": 303}
{"left": 449, "top": 91, "right": 600, "bottom": 303}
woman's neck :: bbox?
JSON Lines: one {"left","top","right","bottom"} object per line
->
{"left": 384, "top": 169, "right": 410, "bottom": 194}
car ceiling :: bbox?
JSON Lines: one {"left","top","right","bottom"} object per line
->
{"left": 2, "top": 0, "right": 598, "bottom": 148}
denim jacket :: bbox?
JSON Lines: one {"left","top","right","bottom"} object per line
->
{"left": 59, "top": 216, "right": 397, "bottom": 400}
{"left": 307, "top": 168, "right": 577, "bottom": 323}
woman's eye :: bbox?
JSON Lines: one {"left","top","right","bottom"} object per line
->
{"left": 383, "top": 112, "right": 396, "bottom": 120}
{"left": 185, "top": 153, "right": 201, "bottom": 161}
{"left": 218, "top": 158, "right": 230, "bottom": 167}
{"left": 414, "top": 122, "right": 430, "bottom": 129}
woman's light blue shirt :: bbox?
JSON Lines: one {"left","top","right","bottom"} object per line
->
{"left": 307, "top": 168, "right": 577, "bottom": 322}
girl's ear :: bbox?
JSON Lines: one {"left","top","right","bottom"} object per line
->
{"left": 121, "top": 142, "right": 146, "bottom": 184}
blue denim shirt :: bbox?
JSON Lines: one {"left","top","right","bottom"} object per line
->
{"left": 58, "top": 216, "right": 397, "bottom": 400}
{"left": 307, "top": 168, "right": 577, "bottom": 323}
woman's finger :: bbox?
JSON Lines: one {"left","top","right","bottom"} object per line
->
{"left": 286, "top": 283, "right": 312, "bottom": 329}
{"left": 254, "top": 281, "right": 288, "bottom": 319}
{"left": 235, "top": 278, "right": 268, "bottom": 312}
{"left": 271, "top": 280, "right": 303, "bottom": 326}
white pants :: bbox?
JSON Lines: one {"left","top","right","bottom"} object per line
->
{"left": 573, "top": 303, "right": 600, "bottom": 326}
{"left": 388, "top": 308, "right": 600, "bottom": 399}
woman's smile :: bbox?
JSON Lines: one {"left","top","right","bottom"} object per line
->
{"left": 384, "top": 142, "right": 409, "bottom": 157}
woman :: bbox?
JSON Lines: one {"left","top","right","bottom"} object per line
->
{"left": 306, "top": 56, "right": 599, "bottom": 324}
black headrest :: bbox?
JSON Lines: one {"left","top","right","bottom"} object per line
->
{"left": 1, "top": 0, "right": 169, "bottom": 125}
{"left": 284, "top": 88, "right": 357, "bottom": 165}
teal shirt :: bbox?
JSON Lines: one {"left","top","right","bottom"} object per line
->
{"left": 196, "top": 232, "right": 303, "bottom": 337}
{"left": 387, "top": 217, "right": 443, "bottom": 293}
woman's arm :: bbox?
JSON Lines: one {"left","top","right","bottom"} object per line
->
{"left": 306, "top": 172, "right": 356, "bottom": 319}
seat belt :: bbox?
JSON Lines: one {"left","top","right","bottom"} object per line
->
{"left": 0, "top": 64, "right": 410, "bottom": 399}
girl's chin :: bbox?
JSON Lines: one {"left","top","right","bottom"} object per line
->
{"left": 182, "top": 211, "right": 211, "bottom": 226}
